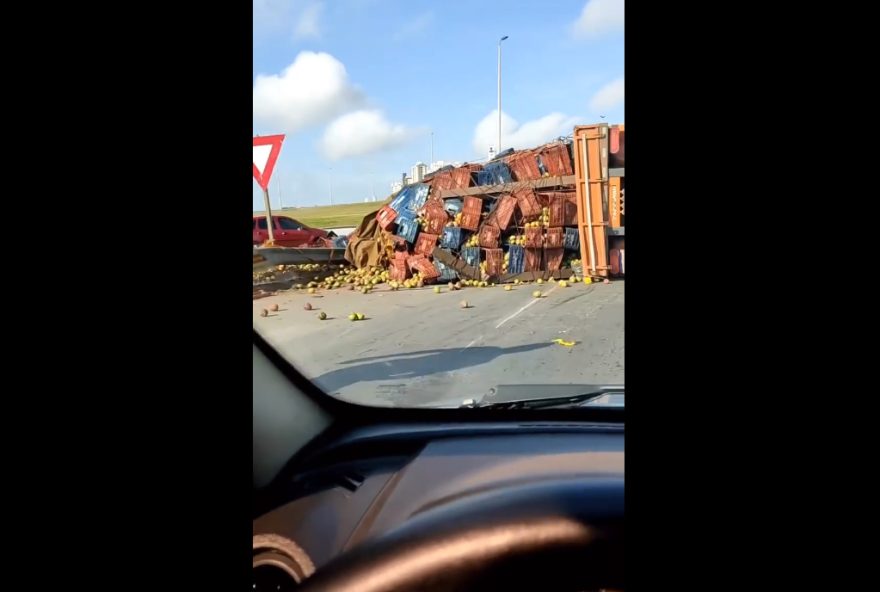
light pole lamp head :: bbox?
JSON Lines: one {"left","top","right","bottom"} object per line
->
{"left": 499, "top": 35, "right": 508, "bottom": 44}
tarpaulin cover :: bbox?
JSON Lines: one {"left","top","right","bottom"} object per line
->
{"left": 345, "top": 209, "right": 398, "bottom": 269}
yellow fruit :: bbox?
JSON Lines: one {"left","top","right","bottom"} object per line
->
{"left": 356, "top": 313, "right": 365, "bottom": 320}
{"left": 584, "top": 277, "right": 592, "bottom": 284}
{"left": 537, "top": 278, "right": 544, "bottom": 284}
{"left": 514, "top": 279, "right": 520, "bottom": 284}
{"left": 434, "top": 286, "right": 441, "bottom": 293}
{"left": 308, "top": 287, "right": 316, "bottom": 294}
{"left": 532, "top": 290, "right": 542, "bottom": 298}
{"left": 559, "top": 280, "right": 568, "bottom": 288}
{"left": 504, "top": 285, "right": 512, "bottom": 291}
{"left": 318, "top": 312, "right": 327, "bottom": 320}
{"left": 348, "top": 313, "right": 357, "bottom": 321}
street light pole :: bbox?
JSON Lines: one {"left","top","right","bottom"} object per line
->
{"left": 497, "top": 35, "right": 508, "bottom": 155}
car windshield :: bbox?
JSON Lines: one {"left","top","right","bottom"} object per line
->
{"left": 253, "top": 0, "right": 624, "bottom": 409}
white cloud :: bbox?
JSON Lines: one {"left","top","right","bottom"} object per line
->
{"left": 472, "top": 111, "right": 581, "bottom": 156}
{"left": 392, "top": 12, "right": 434, "bottom": 41}
{"left": 294, "top": 2, "right": 323, "bottom": 40}
{"left": 589, "top": 77, "right": 625, "bottom": 112}
{"left": 253, "top": 51, "right": 366, "bottom": 133}
{"left": 571, "top": 0, "right": 624, "bottom": 39}
{"left": 321, "top": 110, "right": 422, "bottom": 160}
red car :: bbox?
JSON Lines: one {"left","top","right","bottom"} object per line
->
{"left": 253, "top": 215, "right": 333, "bottom": 247}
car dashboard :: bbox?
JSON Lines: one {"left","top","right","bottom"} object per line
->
{"left": 253, "top": 423, "right": 624, "bottom": 589}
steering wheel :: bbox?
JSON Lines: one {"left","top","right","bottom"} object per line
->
{"left": 298, "top": 478, "right": 624, "bottom": 592}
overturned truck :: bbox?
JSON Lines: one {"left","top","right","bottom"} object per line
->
{"left": 345, "top": 123, "right": 624, "bottom": 283}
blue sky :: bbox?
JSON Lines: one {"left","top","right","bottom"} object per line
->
{"left": 253, "top": 0, "right": 624, "bottom": 210}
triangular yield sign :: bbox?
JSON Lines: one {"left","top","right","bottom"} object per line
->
{"left": 253, "top": 134, "right": 285, "bottom": 190}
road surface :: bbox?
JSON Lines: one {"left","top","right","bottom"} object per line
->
{"left": 254, "top": 279, "right": 624, "bottom": 407}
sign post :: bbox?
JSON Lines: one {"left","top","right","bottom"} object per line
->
{"left": 253, "top": 134, "right": 286, "bottom": 245}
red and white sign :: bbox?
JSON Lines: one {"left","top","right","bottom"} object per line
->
{"left": 253, "top": 134, "right": 285, "bottom": 190}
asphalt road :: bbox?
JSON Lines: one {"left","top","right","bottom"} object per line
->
{"left": 254, "top": 279, "right": 624, "bottom": 408}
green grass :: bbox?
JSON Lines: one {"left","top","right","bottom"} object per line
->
{"left": 254, "top": 200, "right": 391, "bottom": 229}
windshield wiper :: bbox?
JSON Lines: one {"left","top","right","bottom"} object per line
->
{"left": 468, "top": 386, "right": 624, "bottom": 410}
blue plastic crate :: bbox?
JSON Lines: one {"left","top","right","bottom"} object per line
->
{"left": 563, "top": 227, "right": 580, "bottom": 251}
{"left": 439, "top": 226, "right": 464, "bottom": 249}
{"left": 389, "top": 183, "right": 430, "bottom": 214}
{"left": 474, "top": 161, "right": 514, "bottom": 186}
{"left": 461, "top": 246, "right": 480, "bottom": 268}
{"left": 474, "top": 171, "right": 493, "bottom": 186}
{"left": 396, "top": 214, "right": 419, "bottom": 243}
{"left": 507, "top": 245, "right": 525, "bottom": 274}
{"left": 435, "top": 258, "right": 458, "bottom": 282}
{"left": 444, "top": 198, "right": 463, "bottom": 215}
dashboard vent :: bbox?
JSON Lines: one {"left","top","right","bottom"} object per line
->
{"left": 294, "top": 468, "right": 366, "bottom": 495}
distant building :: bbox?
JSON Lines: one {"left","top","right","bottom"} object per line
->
{"left": 411, "top": 162, "right": 427, "bottom": 183}
{"left": 428, "top": 160, "right": 447, "bottom": 173}
{"left": 391, "top": 180, "right": 404, "bottom": 194}
{"left": 405, "top": 175, "right": 413, "bottom": 185}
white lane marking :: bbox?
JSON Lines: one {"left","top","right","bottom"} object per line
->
{"left": 494, "top": 285, "right": 558, "bottom": 329}
{"left": 461, "top": 336, "right": 482, "bottom": 351}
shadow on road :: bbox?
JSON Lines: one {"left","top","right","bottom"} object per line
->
{"left": 314, "top": 343, "right": 551, "bottom": 393}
